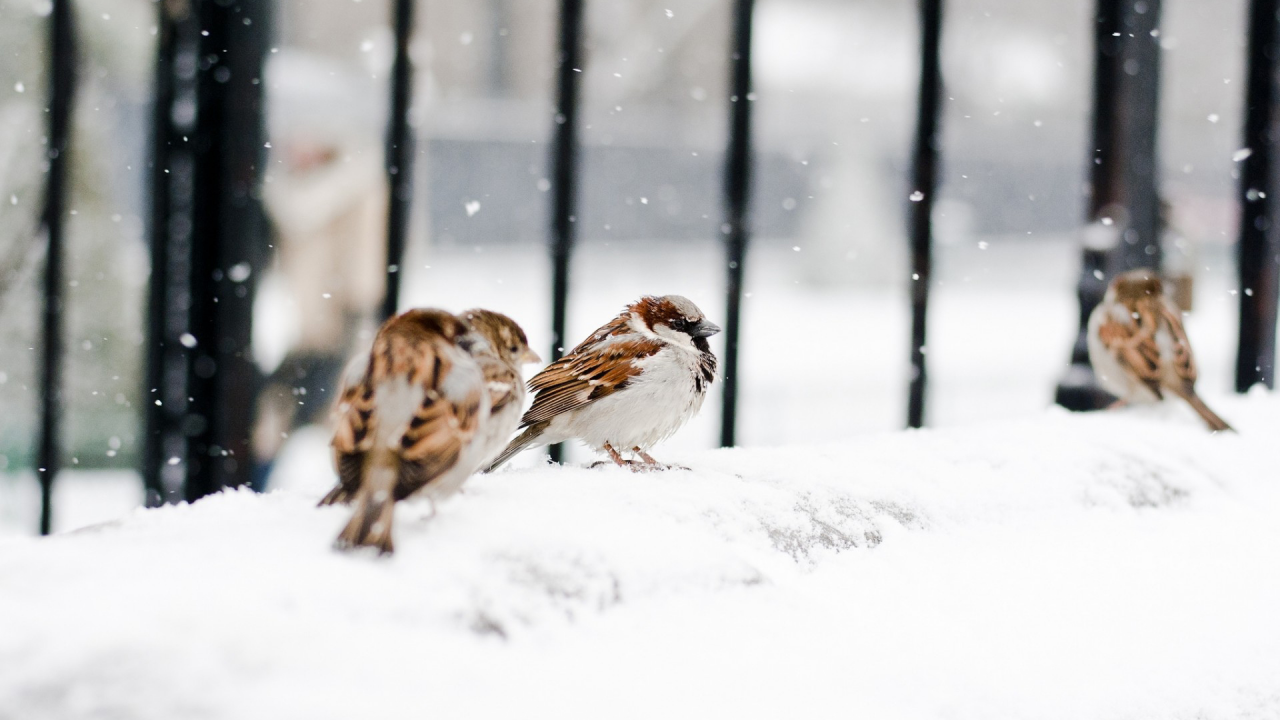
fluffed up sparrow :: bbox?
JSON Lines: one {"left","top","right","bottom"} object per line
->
{"left": 320, "top": 308, "right": 490, "bottom": 554}
{"left": 1087, "top": 268, "right": 1233, "bottom": 432}
{"left": 486, "top": 294, "right": 720, "bottom": 471}
{"left": 460, "top": 308, "right": 541, "bottom": 468}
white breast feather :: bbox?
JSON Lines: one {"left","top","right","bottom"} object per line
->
{"left": 473, "top": 371, "right": 525, "bottom": 469}
{"left": 543, "top": 345, "right": 707, "bottom": 452}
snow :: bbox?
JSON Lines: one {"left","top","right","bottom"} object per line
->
{"left": 3, "top": 392, "right": 1279, "bottom": 719}
{"left": 0, "top": 471, "right": 142, "bottom": 538}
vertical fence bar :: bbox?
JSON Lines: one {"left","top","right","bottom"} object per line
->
{"left": 1236, "top": 0, "right": 1280, "bottom": 392}
{"left": 906, "top": 0, "right": 942, "bottom": 429}
{"left": 1056, "top": 0, "right": 1123, "bottom": 411}
{"left": 37, "top": 0, "right": 76, "bottom": 535}
{"left": 1056, "top": 0, "right": 1164, "bottom": 411}
{"left": 145, "top": 0, "right": 268, "bottom": 503}
{"left": 548, "top": 0, "right": 583, "bottom": 463}
{"left": 720, "top": 0, "right": 754, "bottom": 448}
{"left": 1087, "top": 0, "right": 1123, "bottom": 224}
{"left": 183, "top": 0, "right": 270, "bottom": 500}
{"left": 383, "top": 0, "right": 416, "bottom": 320}
{"left": 147, "top": 2, "right": 203, "bottom": 506}
{"left": 1115, "top": 0, "right": 1163, "bottom": 273}
{"left": 144, "top": 0, "right": 185, "bottom": 507}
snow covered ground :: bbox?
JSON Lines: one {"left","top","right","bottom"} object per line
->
{"left": 2, "top": 391, "right": 1278, "bottom": 719}
{"left": 0, "top": 471, "right": 142, "bottom": 538}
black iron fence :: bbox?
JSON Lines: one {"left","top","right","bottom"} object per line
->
{"left": 1237, "top": 0, "right": 1280, "bottom": 391}
{"left": 25, "top": 0, "right": 1280, "bottom": 533}
{"left": 144, "top": 0, "right": 271, "bottom": 504}
{"left": 36, "top": 0, "right": 74, "bottom": 535}
{"left": 548, "top": 0, "right": 584, "bottom": 463}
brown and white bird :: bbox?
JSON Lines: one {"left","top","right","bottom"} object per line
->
{"left": 1087, "top": 268, "right": 1233, "bottom": 432}
{"left": 460, "top": 308, "right": 541, "bottom": 467}
{"left": 320, "top": 309, "right": 489, "bottom": 554}
{"left": 486, "top": 294, "right": 719, "bottom": 471}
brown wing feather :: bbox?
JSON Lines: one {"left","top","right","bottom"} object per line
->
{"left": 331, "top": 368, "right": 375, "bottom": 456}
{"left": 397, "top": 386, "right": 483, "bottom": 477}
{"left": 1158, "top": 300, "right": 1198, "bottom": 390}
{"left": 1097, "top": 301, "right": 1164, "bottom": 399}
{"left": 521, "top": 337, "right": 664, "bottom": 426}
{"left": 325, "top": 360, "right": 375, "bottom": 504}
{"left": 391, "top": 340, "right": 484, "bottom": 499}
{"left": 328, "top": 313, "right": 483, "bottom": 503}
{"left": 392, "top": 386, "right": 484, "bottom": 500}
{"left": 563, "top": 310, "right": 634, "bottom": 355}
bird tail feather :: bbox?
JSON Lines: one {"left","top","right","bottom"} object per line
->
{"left": 484, "top": 422, "right": 549, "bottom": 473}
{"left": 333, "top": 456, "right": 398, "bottom": 554}
{"left": 1173, "top": 387, "right": 1234, "bottom": 433}
{"left": 317, "top": 484, "right": 350, "bottom": 507}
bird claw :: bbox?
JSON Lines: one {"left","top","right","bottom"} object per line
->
{"left": 633, "top": 462, "right": 689, "bottom": 472}
{"left": 628, "top": 447, "right": 687, "bottom": 471}
{"left": 589, "top": 458, "right": 642, "bottom": 470}
{"left": 590, "top": 443, "right": 690, "bottom": 472}
{"left": 587, "top": 459, "right": 687, "bottom": 472}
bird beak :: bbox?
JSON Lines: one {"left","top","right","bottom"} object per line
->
{"left": 691, "top": 320, "right": 721, "bottom": 338}
{"left": 521, "top": 348, "right": 542, "bottom": 364}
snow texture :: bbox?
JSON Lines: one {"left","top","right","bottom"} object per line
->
{"left": 2, "top": 393, "right": 1279, "bottom": 719}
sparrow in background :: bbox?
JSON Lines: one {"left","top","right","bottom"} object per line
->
{"left": 320, "top": 308, "right": 489, "bottom": 554}
{"left": 486, "top": 294, "right": 719, "bottom": 471}
{"left": 460, "top": 308, "right": 541, "bottom": 467}
{"left": 1087, "top": 268, "right": 1233, "bottom": 432}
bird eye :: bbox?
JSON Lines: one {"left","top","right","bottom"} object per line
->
{"left": 510, "top": 345, "right": 519, "bottom": 354}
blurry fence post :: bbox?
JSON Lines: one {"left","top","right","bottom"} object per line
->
{"left": 144, "top": 1, "right": 195, "bottom": 507}
{"left": 1055, "top": 0, "right": 1164, "bottom": 411}
{"left": 185, "top": 0, "right": 271, "bottom": 500}
{"left": 547, "top": 0, "right": 584, "bottom": 463}
{"left": 145, "top": 0, "right": 271, "bottom": 504}
{"left": 145, "top": 0, "right": 192, "bottom": 507}
{"left": 383, "top": 0, "right": 417, "bottom": 320}
{"left": 906, "top": 0, "right": 942, "bottom": 430}
{"left": 1235, "top": 0, "right": 1280, "bottom": 392}
{"left": 37, "top": 0, "right": 76, "bottom": 535}
{"left": 720, "top": 0, "right": 754, "bottom": 448}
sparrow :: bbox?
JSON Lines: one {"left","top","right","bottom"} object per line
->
{"left": 460, "top": 308, "right": 542, "bottom": 467}
{"left": 1087, "top": 268, "right": 1233, "bottom": 432}
{"left": 319, "top": 308, "right": 489, "bottom": 554}
{"left": 486, "top": 294, "right": 719, "bottom": 471}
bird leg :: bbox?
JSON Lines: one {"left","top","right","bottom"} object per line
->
{"left": 1106, "top": 398, "right": 1129, "bottom": 410}
{"left": 604, "top": 442, "right": 632, "bottom": 467}
{"left": 632, "top": 447, "right": 689, "bottom": 472}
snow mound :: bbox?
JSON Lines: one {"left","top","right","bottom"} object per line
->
{"left": 2, "top": 395, "right": 1280, "bottom": 719}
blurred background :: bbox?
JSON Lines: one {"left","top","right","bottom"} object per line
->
{"left": 0, "top": 0, "right": 1255, "bottom": 534}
